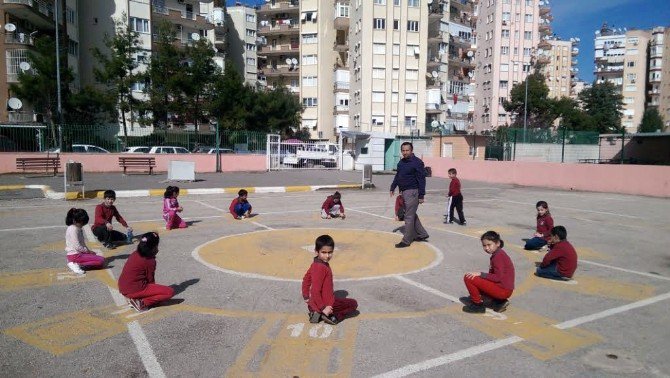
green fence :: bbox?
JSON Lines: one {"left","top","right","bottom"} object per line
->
{"left": 485, "top": 128, "right": 600, "bottom": 162}
{"left": 0, "top": 124, "right": 268, "bottom": 153}
{"left": 504, "top": 127, "right": 599, "bottom": 145}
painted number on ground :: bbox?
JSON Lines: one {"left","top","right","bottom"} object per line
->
{"left": 286, "top": 323, "right": 333, "bottom": 339}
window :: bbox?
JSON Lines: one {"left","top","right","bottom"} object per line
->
{"left": 130, "top": 17, "right": 149, "bottom": 33}
{"left": 501, "top": 46, "right": 509, "bottom": 55}
{"left": 303, "top": 98, "right": 318, "bottom": 107}
{"left": 302, "top": 33, "right": 317, "bottom": 44}
{"left": 407, "top": 21, "right": 419, "bottom": 32}
{"left": 392, "top": 44, "right": 400, "bottom": 55}
{"left": 392, "top": 92, "right": 399, "bottom": 102}
{"left": 499, "top": 80, "right": 508, "bottom": 89}
{"left": 627, "top": 61, "right": 635, "bottom": 67}
{"left": 523, "top": 48, "right": 531, "bottom": 56}
{"left": 373, "top": 68, "right": 386, "bottom": 78}
{"left": 372, "top": 91, "right": 385, "bottom": 102}
{"left": 246, "top": 57, "right": 256, "bottom": 66}
{"left": 131, "top": 81, "right": 146, "bottom": 92}
{"left": 525, "top": 0, "right": 532, "bottom": 5}
{"left": 392, "top": 68, "right": 400, "bottom": 79}
{"left": 373, "top": 43, "right": 386, "bottom": 54}
{"left": 406, "top": 69, "right": 419, "bottom": 80}
{"left": 301, "top": 11, "right": 316, "bottom": 22}
{"left": 246, "top": 29, "right": 256, "bottom": 37}
{"left": 525, "top": 14, "right": 532, "bottom": 22}
{"left": 373, "top": 18, "right": 386, "bottom": 29}
{"left": 407, "top": 44, "right": 419, "bottom": 56}
{"left": 405, "top": 93, "right": 418, "bottom": 103}
{"left": 404, "top": 116, "right": 417, "bottom": 127}
{"left": 374, "top": 0, "right": 386, "bottom": 4}
{"left": 393, "top": 19, "right": 400, "bottom": 30}
{"left": 303, "top": 76, "right": 317, "bottom": 86}
{"left": 501, "top": 29, "right": 510, "bottom": 38}
{"left": 524, "top": 31, "right": 532, "bottom": 40}
{"left": 394, "top": 0, "right": 400, "bottom": 5}
{"left": 408, "top": 0, "right": 419, "bottom": 6}
{"left": 337, "top": 3, "right": 350, "bottom": 17}
{"left": 246, "top": 14, "right": 256, "bottom": 23}
{"left": 246, "top": 43, "right": 256, "bottom": 51}
{"left": 372, "top": 116, "right": 384, "bottom": 126}
{"left": 66, "top": 7, "right": 76, "bottom": 25}
{"left": 502, "top": 12, "right": 510, "bottom": 21}
{"left": 68, "top": 40, "right": 79, "bottom": 56}
{"left": 500, "top": 64, "right": 509, "bottom": 72}
{"left": 302, "top": 54, "right": 317, "bottom": 65}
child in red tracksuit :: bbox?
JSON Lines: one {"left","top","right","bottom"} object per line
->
{"left": 524, "top": 200, "right": 554, "bottom": 251}
{"left": 301, "top": 235, "right": 358, "bottom": 325}
{"left": 445, "top": 168, "right": 466, "bottom": 225}
{"left": 118, "top": 232, "right": 174, "bottom": 312}
{"left": 321, "top": 191, "right": 346, "bottom": 219}
{"left": 462, "top": 230, "right": 515, "bottom": 313}
{"left": 395, "top": 194, "right": 405, "bottom": 221}
{"left": 536, "top": 226, "right": 578, "bottom": 280}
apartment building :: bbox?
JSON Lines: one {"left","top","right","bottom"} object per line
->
{"left": 649, "top": 26, "right": 669, "bottom": 130}
{"left": 202, "top": 1, "right": 226, "bottom": 71}
{"left": 473, "top": 0, "right": 549, "bottom": 132}
{"left": 0, "top": 0, "right": 79, "bottom": 124}
{"left": 223, "top": 3, "right": 257, "bottom": 86}
{"left": 540, "top": 38, "right": 577, "bottom": 99}
{"left": 594, "top": 24, "right": 650, "bottom": 133}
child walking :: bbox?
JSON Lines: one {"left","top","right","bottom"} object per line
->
{"left": 118, "top": 232, "right": 175, "bottom": 312}
{"left": 163, "top": 186, "right": 187, "bottom": 230}
{"left": 462, "top": 231, "right": 515, "bottom": 313}
{"left": 321, "top": 191, "right": 346, "bottom": 219}
{"left": 301, "top": 235, "right": 358, "bottom": 325}
{"left": 524, "top": 201, "right": 554, "bottom": 252}
{"left": 92, "top": 190, "right": 133, "bottom": 249}
{"left": 536, "top": 226, "right": 578, "bottom": 280}
{"left": 445, "top": 168, "right": 466, "bottom": 225}
{"left": 65, "top": 208, "right": 105, "bottom": 274}
{"left": 229, "top": 189, "right": 253, "bottom": 219}
{"left": 395, "top": 193, "right": 405, "bottom": 221}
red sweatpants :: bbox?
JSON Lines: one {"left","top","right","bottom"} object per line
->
{"left": 309, "top": 297, "right": 358, "bottom": 320}
{"left": 67, "top": 253, "right": 105, "bottom": 269}
{"left": 463, "top": 275, "right": 512, "bottom": 304}
{"left": 125, "top": 283, "right": 175, "bottom": 307}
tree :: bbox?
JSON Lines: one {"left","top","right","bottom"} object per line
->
{"left": 182, "top": 37, "right": 220, "bottom": 130}
{"left": 638, "top": 108, "right": 664, "bottom": 133}
{"left": 248, "top": 87, "right": 302, "bottom": 134}
{"left": 209, "top": 62, "right": 249, "bottom": 129}
{"left": 503, "top": 73, "right": 555, "bottom": 128}
{"left": 92, "top": 15, "right": 143, "bottom": 140}
{"left": 551, "top": 97, "right": 596, "bottom": 131}
{"left": 578, "top": 81, "right": 624, "bottom": 133}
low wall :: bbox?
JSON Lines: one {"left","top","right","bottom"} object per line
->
{"left": 424, "top": 157, "right": 670, "bottom": 198}
{"left": 1, "top": 153, "right": 267, "bottom": 174}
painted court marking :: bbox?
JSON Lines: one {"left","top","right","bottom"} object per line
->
{"left": 499, "top": 199, "right": 641, "bottom": 219}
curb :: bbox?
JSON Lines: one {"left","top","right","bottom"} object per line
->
{"left": 0, "top": 184, "right": 363, "bottom": 200}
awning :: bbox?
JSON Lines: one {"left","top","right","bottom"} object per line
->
{"left": 341, "top": 131, "right": 370, "bottom": 140}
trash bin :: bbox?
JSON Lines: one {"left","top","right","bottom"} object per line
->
{"left": 66, "top": 162, "right": 82, "bottom": 182}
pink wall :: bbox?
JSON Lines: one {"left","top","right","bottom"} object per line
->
{"left": 1, "top": 153, "right": 266, "bottom": 174}
{"left": 424, "top": 157, "right": 670, "bottom": 198}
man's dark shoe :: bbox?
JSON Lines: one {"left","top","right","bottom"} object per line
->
{"left": 395, "top": 242, "right": 411, "bottom": 248}
{"left": 321, "top": 313, "right": 338, "bottom": 325}
{"left": 462, "top": 302, "right": 486, "bottom": 314}
{"left": 415, "top": 236, "right": 429, "bottom": 242}
{"left": 459, "top": 221, "right": 467, "bottom": 226}
{"left": 492, "top": 299, "right": 509, "bottom": 313}
{"left": 308, "top": 311, "right": 321, "bottom": 323}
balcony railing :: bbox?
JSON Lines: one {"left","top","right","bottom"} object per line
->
{"left": 4, "top": 0, "right": 53, "bottom": 18}
{"left": 333, "top": 105, "right": 349, "bottom": 113}
{"left": 4, "top": 33, "right": 34, "bottom": 45}
{"left": 8, "top": 111, "right": 36, "bottom": 123}
{"left": 334, "top": 81, "right": 350, "bottom": 90}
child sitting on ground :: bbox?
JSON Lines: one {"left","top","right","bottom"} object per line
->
{"left": 301, "top": 235, "right": 358, "bottom": 325}
{"left": 229, "top": 189, "right": 253, "bottom": 219}
{"left": 163, "top": 186, "right": 187, "bottom": 230}
{"left": 462, "top": 231, "right": 515, "bottom": 313}
{"left": 524, "top": 200, "right": 553, "bottom": 252}
{"left": 535, "top": 226, "right": 578, "bottom": 280}
{"left": 321, "top": 191, "right": 346, "bottom": 219}
{"left": 395, "top": 193, "right": 405, "bottom": 221}
{"left": 118, "top": 232, "right": 174, "bottom": 312}
{"left": 92, "top": 190, "right": 133, "bottom": 249}
{"left": 65, "top": 208, "right": 105, "bottom": 274}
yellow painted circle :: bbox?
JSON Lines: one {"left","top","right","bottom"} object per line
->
{"left": 193, "top": 229, "right": 442, "bottom": 281}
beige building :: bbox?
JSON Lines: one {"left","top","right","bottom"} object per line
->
{"left": 223, "top": 4, "right": 257, "bottom": 86}
{"left": 473, "top": 0, "right": 550, "bottom": 132}
{"left": 540, "top": 38, "right": 576, "bottom": 99}
{"left": 1, "top": 0, "right": 79, "bottom": 124}
{"left": 649, "top": 26, "right": 669, "bottom": 130}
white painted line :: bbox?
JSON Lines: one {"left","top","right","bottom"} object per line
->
{"left": 393, "top": 275, "right": 460, "bottom": 303}
{"left": 115, "top": 190, "right": 150, "bottom": 198}
{"left": 0, "top": 225, "right": 63, "bottom": 232}
{"left": 254, "top": 186, "right": 286, "bottom": 193}
{"left": 499, "top": 199, "right": 640, "bottom": 219}
{"left": 580, "top": 259, "right": 670, "bottom": 281}
{"left": 554, "top": 291, "right": 670, "bottom": 329}
{"left": 372, "top": 336, "right": 524, "bottom": 378}
{"left": 347, "top": 208, "right": 393, "bottom": 220}
{"left": 251, "top": 221, "right": 274, "bottom": 230}
{"left": 112, "top": 307, "right": 132, "bottom": 315}
{"left": 194, "top": 201, "right": 225, "bottom": 212}
{"left": 186, "top": 188, "right": 226, "bottom": 195}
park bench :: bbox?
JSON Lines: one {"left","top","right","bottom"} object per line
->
{"left": 118, "top": 156, "right": 156, "bottom": 175}
{"left": 16, "top": 156, "right": 61, "bottom": 176}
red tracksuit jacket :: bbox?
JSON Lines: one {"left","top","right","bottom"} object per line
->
{"left": 541, "top": 240, "right": 578, "bottom": 278}
{"left": 301, "top": 258, "right": 334, "bottom": 312}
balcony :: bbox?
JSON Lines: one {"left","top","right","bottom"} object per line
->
{"left": 539, "top": 3, "right": 550, "bottom": 16}
{"left": 572, "top": 47, "right": 579, "bottom": 56}
{"left": 7, "top": 111, "right": 36, "bottom": 123}
{"left": 538, "top": 39, "right": 551, "bottom": 50}
{"left": 4, "top": 32, "right": 34, "bottom": 46}
{"left": 333, "top": 105, "right": 349, "bottom": 114}
{"left": 2, "top": 0, "right": 55, "bottom": 30}
{"left": 333, "top": 81, "right": 349, "bottom": 92}
{"left": 258, "top": 44, "right": 299, "bottom": 56}
{"left": 334, "top": 15, "right": 349, "bottom": 30}
{"left": 152, "top": 5, "right": 212, "bottom": 30}
{"left": 425, "top": 103, "right": 442, "bottom": 114}
{"left": 536, "top": 55, "right": 551, "bottom": 64}
{"left": 258, "top": 23, "right": 299, "bottom": 36}
{"left": 257, "top": 1, "right": 300, "bottom": 16}
{"left": 449, "top": 34, "right": 474, "bottom": 48}
{"left": 260, "top": 66, "right": 299, "bottom": 77}
{"left": 449, "top": 14, "right": 475, "bottom": 28}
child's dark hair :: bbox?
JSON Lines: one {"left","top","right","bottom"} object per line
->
{"left": 536, "top": 200, "right": 550, "bottom": 216}
{"left": 551, "top": 226, "right": 567, "bottom": 241}
{"left": 448, "top": 168, "right": 457, "bottom": 174}
{"left": 65, "top": 208, "right": 89, "bottom": 226}
{"left": 332, "top": 191, "right": 341, "bottom": 200}
{"left": 103, "top": 190, "right": 116, "bottom": 199}
{"left": 315, "top": 234, "right": 335, "bottom": 251}
{"left": 137, "top": 232, "right": 160, "bottom": 257}
{"left": 238, "top": 189, "right": 248, "bottom": 196}
{"left": 481, "top": 230, "right": 504, "bottom": 248}
{"left": 164, "top": 186, "right": 174, "bottom": 198}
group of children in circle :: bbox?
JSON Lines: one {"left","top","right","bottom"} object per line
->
{"left": 63, "top": 185, "right": 578, "bottom": 319}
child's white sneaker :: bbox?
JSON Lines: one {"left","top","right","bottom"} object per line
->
{"left": 67, "top": 262, "right": 85, "bottom": 275}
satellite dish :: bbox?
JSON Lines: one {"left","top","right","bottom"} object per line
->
{"left": 8, "top": 97, "right": 22, "bottom": 110}
{"left": 4, "top": 23, "right": 16, "bottom": 32}
{"left": 19, "top": 62, "right": 31, "bottom": 71}
{"left": 285, "top": 58, "right": 292, "bottom": 65}
{"left": 468, "top": 71, "right": 474, "bottom": 78}
{"left": 427, "top": 0, "right": 433, "bottom": 3}
{"left": 431, "top": 71, "right": 438, "bottom": 78}
{"left": 291, "top": 58, "right": 298, "bottom": 65}
{"left": 466, "top": 50, "right": 474, "bottom": 57}
{"left": 191, "top": 33, "right": 200, "bottom": 41}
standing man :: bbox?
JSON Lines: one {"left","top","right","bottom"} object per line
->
{"left": 390, "top": 142, "right": 429, "bottom": 248}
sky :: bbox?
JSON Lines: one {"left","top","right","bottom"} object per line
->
{"left": 227, "top": 0, "right": 670, "bottom": 83}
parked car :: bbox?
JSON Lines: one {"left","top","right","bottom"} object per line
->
{"left": 206, "top": 148, "right": 234, "bottom": 154}
{"left": 123, "top": 146, "right": 150, "bottom": 153}
{"left": 48, "top": 144, "right": 110, "bottom": 153}
{"left": 148, "top": 146, "right": 191, "bottom": 154}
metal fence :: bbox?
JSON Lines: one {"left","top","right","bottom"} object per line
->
{"left": 0, "top": 124, "right": 268, "bottom": 153}
{"left": 486, "top": 128, "right": 600, "bottom": 163}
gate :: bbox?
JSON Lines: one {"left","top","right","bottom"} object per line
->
{"left": 266, "top": 134, "right": 342, "bottom": 171}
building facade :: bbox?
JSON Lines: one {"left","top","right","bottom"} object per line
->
{"left": 223, "top": 4, "right": 257, "bottom": 86}
{"left": 649, "top": 26, "right": 669, "bottom": 130}
{"left": 540, "top": 38, "right": 577, "bottom": 99}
